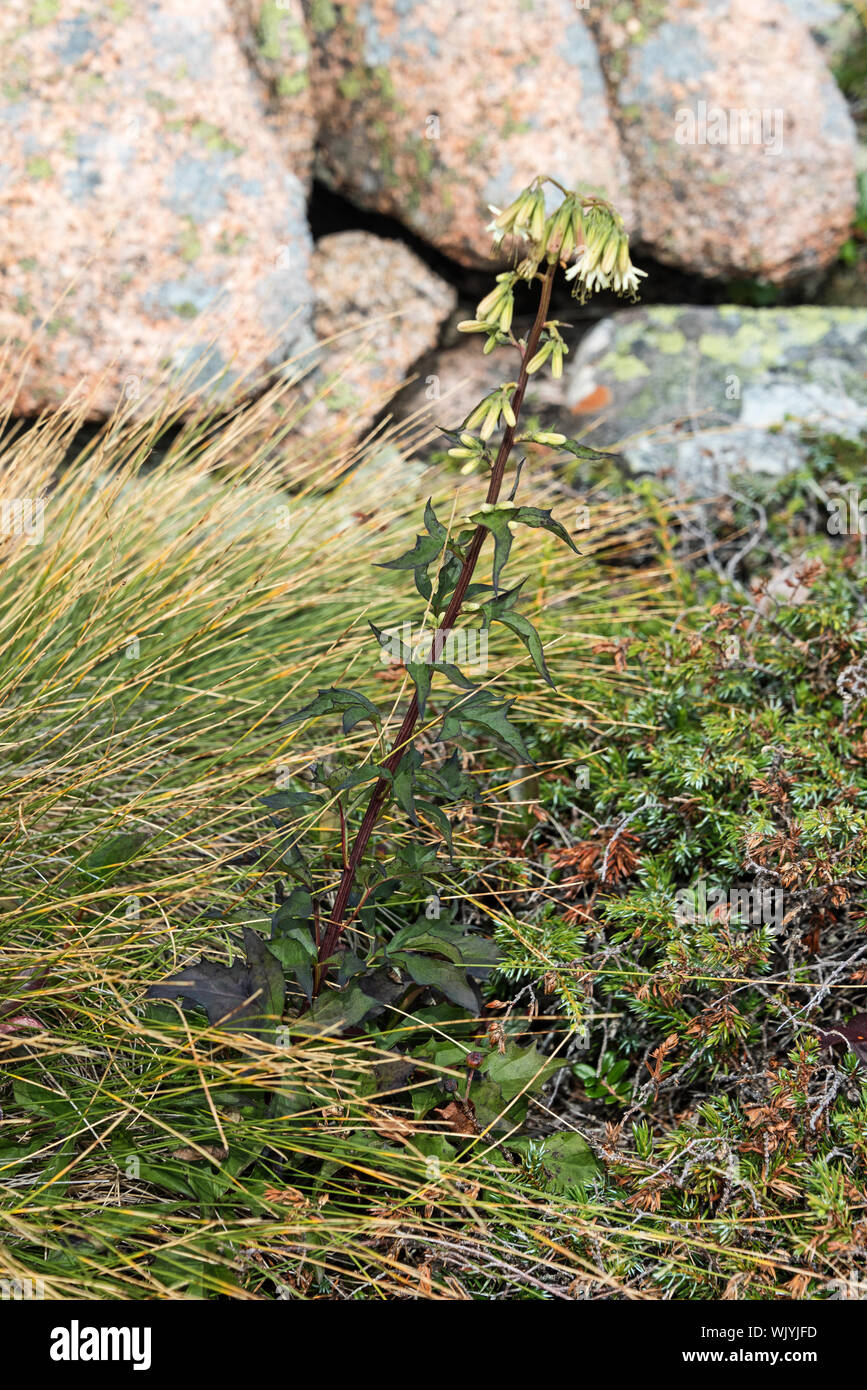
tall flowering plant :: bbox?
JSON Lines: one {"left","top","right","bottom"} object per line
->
{"left": 297, "top": 179, "right": 646, "bottom": 994}
{"left": 151, "top": 180, "right": 646, "bottom": 1061}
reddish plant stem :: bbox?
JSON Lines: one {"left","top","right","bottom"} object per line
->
{"left": 315, "top": 262, "right": 557, "bottom": 978}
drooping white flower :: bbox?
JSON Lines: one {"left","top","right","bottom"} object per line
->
{"left": 565, "top": 227, "right": 646, "bottom": 300}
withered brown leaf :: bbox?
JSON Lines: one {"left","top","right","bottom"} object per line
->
{"left": 434, "top": 1096, "right": 480, "bottom": 1136}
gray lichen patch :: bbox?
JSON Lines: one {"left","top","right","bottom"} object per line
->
{"left": 567, "top": 306, "right": 867, "bottom": 487}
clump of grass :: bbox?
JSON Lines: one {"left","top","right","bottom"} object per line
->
{"left": 0, "top": 370, "right": 670, "bottom": 1300}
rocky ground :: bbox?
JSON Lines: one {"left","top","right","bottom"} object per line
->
{"left": 0, "top": 0, "right": 865, "bottom": 475}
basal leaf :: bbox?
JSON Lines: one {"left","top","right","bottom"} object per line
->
{"left": 487, "top": 1042, "right": 563, "bottom": 1102}
{"left": 268, "top": 931, "right": 315, "bottom": 1000}
{"left": 280, "top": 841, "right": 312, "bottom": 887}
{"left": 402, "top": 955, "right": 479, "bottom": 1011}
{"left": 535, "top": 1131, "right": 598, "bottom": 1190}
{"left": 390, "top": 748, "right": 423, "bottom": 823}
{"left": 260, "top": 789, "right": 322, "bottom": 811}
{"left": 271, "top": 887, "right": 313, "bottom": 933}
{"left": 387, "top": 919, "right": 467, "bottom": 959}
{"left": 83, "top": 831, "right": 150, "bottom": 879}
{"left": 415, "top": 798, "right": 454, "bottom": 855}
{"left": 146, "top": 928, "right": 284, "bottom": 1041}
{"left": 508, "top": 1131, "right": 598, "bottom": 1193}
{"left": 293, "top": 973, "right": 406, "bottom": 1036}
{"left": 271, "top": 889, "right": 316, "bottom": 999}
{"left": 421, "top": 750, "right": 479, "bottom": 804}
{"left": 246, "top": 928, "right": 285, "bottom": 1025}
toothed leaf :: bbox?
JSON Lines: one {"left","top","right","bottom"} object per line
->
{"left": 399, "top": 955, "right": 480, "bottom": 1011}
{"left": 439, "top": 692, "right": 533, "bottom": 764}
{"left": 484, "top": 607, "right": 553, "bottom": 687}
{"left": 377, "top": 500, "right": 449, "bottom": 600}
{"left": 372, "top": 619, "right": 478, "bottom": 715}
{"left": 390, "top": 748, "right": 423, "bottom": 823}
{"left": 468, "top": 505, "right": 516, "bottom": 594}
{"left": 285, "top": 687, "right": 381, "bottom": 734}
{"left": 260, "top": 789, "right": 322, "bottom": 811}
{"left": 378, "top": 533, "right": 444, "bottom": 573}
{"left": 407, "top": 660, "right": 432, "bottom": 714}
{"left": 511, "top": 506, "right": 580, "bottom": 556}
{"left": 559, "top": 438, "right": 622, "bottom": 466}
{"left": 416, "top": 799, "right": 454, "bottom": 856}
{"left": 280, "top": 841, "right": 312, "bottom": 886}
{"left": 146, "top": 929, "right": 284, "bottom": 1041}
{"left": 420, "top": 750, "right": 479, "bottom": 804}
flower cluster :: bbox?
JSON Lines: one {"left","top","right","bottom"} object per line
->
{"left": 485, "top": 186, "right": 583, "bottom": 278}
{"left": 449, "top": 181, "right": 645, "bottom": 455}
{"left": 446, "top": 385, "right": 520, "bottom": 466}
{"left": 564, "top": 202, "right": 647, "bottom": 301}
{"left": 540, "top": 193, "right": 584, "bottom": 266}
{"left": 487, "top": 185, "right": 549, "bottom": 249}
{"left": 482, "top": 179, "right": 646, "bottom": 303}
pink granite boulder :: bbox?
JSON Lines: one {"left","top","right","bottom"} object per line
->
{"left": 0, "top": 0, "right": 315, "bottom": 417}
{"left": 587, "top": 0, "right": 857, "bottom": 281}
{"left": 304, "top": 0, "right": 634, "bottom": 268}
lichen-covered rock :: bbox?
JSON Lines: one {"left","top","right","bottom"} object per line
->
{"left": 566, "top": 305, "right": 867, "bottom": 484}
{"left": 303, "top": 0, "right": 633, "bottom": 268}
{"left": 0, "top": 0, "right": 315, "bottom": 417}
{"left": 298, "top": 230, "right": 457, "bottom": 442}
{"left": 226, "top": 0, "right": 315, "bottom": 179}
{"left": 588, "top": 0, "right": 856, "bottom": 282}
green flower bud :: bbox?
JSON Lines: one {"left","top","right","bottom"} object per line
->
{"left": 526, "top": 341, "right": 553, "bottom": 373}
{"left": 479, "top": 402, "right": 501, "bottom": 441}
{"left": 464, "top": 400, "right": 490, "bottom": 430}
{"left": 529, "top": 195, "right": 547, "bottom": 242}
{"left": 476, "top": 284, "right": 506, "bottom": 320}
